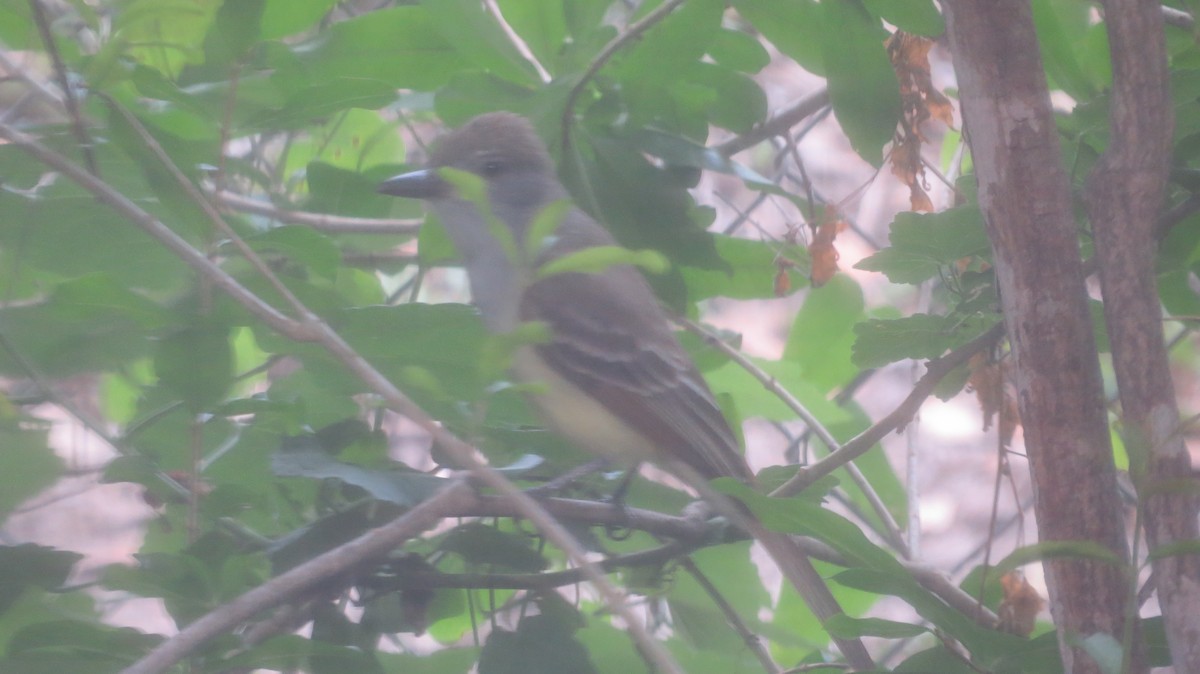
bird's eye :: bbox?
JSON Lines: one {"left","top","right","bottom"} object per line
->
{"left": 481, "top": 159, "right": 504, "bottom": 176}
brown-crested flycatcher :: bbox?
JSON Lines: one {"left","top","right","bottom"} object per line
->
{"left": 379, "top": 112, "right": 872, "bottom": 670}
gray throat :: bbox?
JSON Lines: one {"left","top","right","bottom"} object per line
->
{"left": 430, "top": 198, "right": 532, "bottom": 334}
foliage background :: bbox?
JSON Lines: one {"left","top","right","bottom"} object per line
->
{"left": 0, "top": 0, "right": 1196, "bottom": 672}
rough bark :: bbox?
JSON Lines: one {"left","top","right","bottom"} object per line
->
{"left": 942, "top": 2, "right": 1140, "bottom": 672}
{"left": 1087, "top": 1, "right": 1200, "bottom": 670}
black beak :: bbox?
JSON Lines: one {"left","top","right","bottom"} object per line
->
{"left": 377, "top": 169, "right": 450, "bottom": 199}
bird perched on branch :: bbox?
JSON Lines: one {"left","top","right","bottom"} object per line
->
{"left": 379, "top": 111, "right": 873, "bottom": 670}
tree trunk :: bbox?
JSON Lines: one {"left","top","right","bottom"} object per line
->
{"left": 1087, "top": 1, "right": 1200, "bottom": 670}
{"left": 942, "top": 2, "right": 1141, "bottom": 672}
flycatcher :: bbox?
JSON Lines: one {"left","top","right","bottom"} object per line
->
{"left": 379, "top": 112, "right": 872, "bottom": 669}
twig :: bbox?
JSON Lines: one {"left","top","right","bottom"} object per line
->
{"left": 98, "top": 98, "right": 318, "bottom": 325}
{"left": 0, "top": 49, "right": 64, "bottom": 115}
{"left": 716, "top": 89, "right": 831, "bottom": 157}
{"left": 560, "top": 0, "right": 687, "bottom": 150}
{"left": 119, "top": 480, "right": 477, "bottom": 674}
{"left": 679, "top": 557, "right": 782, "bottom": 674}
{"left": 27, "top": 0, "right": 96, "bottom": 174}
{"left": 211, "top": 189, "right": 422, "bottom": 235}
{"left": 776, "top": 322, "right": 1005, "bottom": 498}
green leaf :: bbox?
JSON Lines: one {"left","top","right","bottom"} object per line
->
{"left": 333, "top": 303, "right": 488, "bottom": 402}
{"left": 1147, "top": 538, "right": 1200, "bottom": 563}
{"left": 993, "top": 541, "right": 1126, "bottom": 577}
{"left": 833, "top": 568, "right": 1020, "bottom": 662}
{"left": 0, "top": 173, "right": 191, "bottom": 293}
{"left": 283, "top": 6, "right": 469, "bottom": 91}
{"left": 201, "top": 0, "right": 264, "bottom": 70}
{"left": 261, "top": 0, "right": 338, "bottom": 39}
{"left": 1, "top": 620, "right": 159, "bottom": 671}
{"left": 852, "top": 313, "right": 997, "bottom": 369}
{"left": 686, "top": 62, "right": 768, "bottom": 133}
{"left": 705, "top": 357, "right": 852, "bottom": 428}
{"left": 495, "top": 0, "right": 567, "bottom": 75}
{"left": 48, "top": 274, "right": 173, "bottom": 330}
{"left": 439, "top": 523, "right": 547, "bottom": 572}
{"left": 0, "top": 545, "right": 82, "bottom": 614}
{"left": 730, "top": 0, "right": 825, "bottom": 74}
{"left": 245, "top": 226, "right": 341, "bottom": 281}
{"left": 825, "top": 614, "right": 928, "bottom": 639}
{"left": 681, "top": 235, "right": 808, "bottom": 301}
{"left": 818, "top": 0, "right": 902, "bottom": 165}
{"left": 784, "top": 275, "right": 865, "bottom": 391}
{"left": 479, "top": 614, "right": 596, "bottom": 674}
{"left": 613, "top": 0, "right": 725, "bottom": 88}
{"left": 0, "top": 303, "right": 149, "bottom": 378}
{"left": 855, "top": 206, "right": 991, "bottom": 284}
{"left": 115, "top": 0, "right": 223, "bottom": 77}
{"left": 536, "top": 245, "right": 669, "bottom": 279}
{"left": 153, "top": 322, "right": 233, "bottom": 412}
{"left": 421, "top": 0, "right": 540, "bottom": 86}
{"left": 707, "top": 28, "right": 771, "bottom": 73}
{"left": 524, "top": 199, "right": 574, "bottom": 262}
{"left": 730, "top": 487, "right": 904, "bottom": 572}
{"left": 1031, "top": 1, "right": 1104, "bottom": 100}
{"left": 251, "top": 79, "right": 398, "bottom": 129}
{"left": 896, "top": 647, "right": 977, "bottom": 673}
{"left": 567, "top": 130, "right": 724, "bottom": 273}
{"left": 434, "top": 72, "right": 539, "bottom": 126}
{"left": 287, "top": 108, "right": 405, "bottom": 174}
{"left": 272, "top": 435, "right": 447, "bottom": 507}
{"left": 377, "top": 649, "right": 482, "bottom": 674}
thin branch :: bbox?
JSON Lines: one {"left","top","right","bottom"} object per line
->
{"left": 211, "top": 188, "right": 423, "bottom": 235}
{"left": 27, "top": 0, "right": 96, "bottom": 174}
{"left": 119, "top": 480, "right": 477, "bottom": 674}
{"left": 99, "top": 98, "right": 318, "bottom": 325}
{"left": 399, "top": 540, "right": 698, "bottom": 591}
{"left": 716, "top": 88, "right": 831, "bottom": 157}
{"left": 0, "top": 49, "right": 65, "bottom": 115}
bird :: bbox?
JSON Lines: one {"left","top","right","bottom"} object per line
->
{"left": 378, "top": 111, "right": 873, "bottom": 670}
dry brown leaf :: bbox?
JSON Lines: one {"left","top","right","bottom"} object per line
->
{"left": 998, "top": 572, "right": 1044, "bottom": 637}
{"left": 809, "top": 208, "right": 846, "bottom": 287}
{"left": 890, "top": 135, "right": 922, "bottom": 185}
{"left": 773, "top": 260, "right": 793, "bottom": 297}
{"left": 910, "top": 183, "right": 934, "bottom": 212}
{"left": 968, "top": 353, "right": 1003, "bottom": 432}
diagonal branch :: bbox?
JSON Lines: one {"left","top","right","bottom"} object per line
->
{"left": 776, "top": 323, "right": 1004, "bottom": 498}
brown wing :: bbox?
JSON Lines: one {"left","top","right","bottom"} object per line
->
{"left": 520, "top": 236, "right": 750, "bottom": 482}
